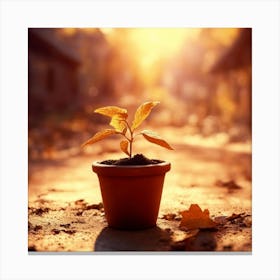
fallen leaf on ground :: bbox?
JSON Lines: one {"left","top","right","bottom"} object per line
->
{"left": 243, "top": 216, "right": 252, "bottom": 227}
{"left": 215, "top": 180, "right": 242, "bottom": 190}
{"left": 214, "top": 216, "right": 228, "bottom": 225}
{"left": 84, "top": 202, "right": 103, "bottom": 211}
{"left": 180, "top": 204, "right": 217, "bottom": 230}
{"left": 29, "top": 207, "right": 50, "bottom": 216}
{"left": 61, "top": 229, "right": 76, "bottom": 235}
{"left": 214, "top": 213, "right": 252, "bottom": 228}
{"left": 75, "top": 199, "right": 86, "bottom": 207}
{"left": 28, "top": 223, "right": 43, "bottom": 232}
{"left": 51, "top": 229, "right": 60, "bottom": 235}
{"left": 162, "top": 213, "right": 177, "bottom": 221}
{"left": 60, "top": 223, "right": 71, "bottom": 228}
{"left": 226, "top": 213, "right": 245, "bottom": 221}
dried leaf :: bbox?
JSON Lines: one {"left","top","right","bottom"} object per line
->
{"left": 131, "top": 101, "right": 159, "bottom": 131}
{"left": 141, "top": 130, "right": 173, "bottom": 150}
{"left": 213, "top": 216, "right": 228, "bottom": 225}
{"left": 84, "top": 202, "right": 104, "bottom": 211}
{"left": 226, "top": 213, "right": 244, "bottom": 221}
{"left": 162, "top": 213, "right": 177, "bottom": 221}
{"left": 94, "top": 106, "right": 128, "bottom": 119}
{"left": 75, "top": 199, "right": 86, "bottom": 207}
{"left": 81, "top": 129, "right": 117, "bottom": 148}
{"left": 120, "top": 140, "right": 130, "bottom": 156}
{"left": 109, "top": 114, "right": 127, "bottom": 132}
{"left": 215, "top": 180, "right": 242, "bottom": 190}
{"left": 180, "top": 204, "right": 217, "bottom": 230}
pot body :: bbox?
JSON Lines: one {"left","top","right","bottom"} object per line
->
{"left": 92, "top": 162, "right": 171, "bottom": 230}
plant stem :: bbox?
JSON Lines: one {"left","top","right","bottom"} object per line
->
{"left": 129, "top": 138, "right": 133, "bottom": 158}
{"left": 124, "top": 120, "right": 133, "bottom": 158}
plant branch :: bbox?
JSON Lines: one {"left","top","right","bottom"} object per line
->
{"left": 124, "top": 120, "right": 134, "bottom": 158}
{"left": 121, "top": 133, "right": 130, "bottom": 142}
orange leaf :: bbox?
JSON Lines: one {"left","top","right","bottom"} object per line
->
{"left": 141, "top": 130, "right": 173, "bottom": 150}
{"left": 110, "top": 114, "right": 127, "bottom": 133}
{"left": 131, "top": 101, "right": 159, "bottom": 131}
{"left": 180, "top": 204, "right": 217, "bottom": 230}
{"left": 120, "top": 140, "right": 129, "bottom": 156}
{"left": 94, "top": 106, "right": 128, "bottom": 119}
{"left": 81, "top": 129, "right": 117, "bottom": 148}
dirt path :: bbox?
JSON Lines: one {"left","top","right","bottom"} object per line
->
{"left": 28, "top": 131, "right": 252, "bottom": 252}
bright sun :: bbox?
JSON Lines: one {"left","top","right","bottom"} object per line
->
{"left": 101, "top": 28, "right": 202, "bottom": 88}
{"left": 128, "top": 28, "right": 201, "bottom": 68}
{"left": 103, "top": 28, "right": 201, "bottom": 69}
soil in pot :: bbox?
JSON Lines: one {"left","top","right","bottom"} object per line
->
{"left": 99, "top": 153, "right": 163, "bottom": 166}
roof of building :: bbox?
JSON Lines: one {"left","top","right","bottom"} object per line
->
{"left": 29, "top": 28, "right": 81, "bottom": 64}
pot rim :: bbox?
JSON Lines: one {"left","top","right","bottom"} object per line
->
{"left": 92, "top": 160, "right": 171, "bottom": 176}
{"left": 92, "top": 160, "right": 170, "bottom": 169}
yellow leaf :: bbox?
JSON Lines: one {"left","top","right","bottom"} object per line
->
{"left": 180, "top": 204, "right": 217, "bottom": 230}
{"left": 141, "top": 130, "right": 173, "bottom": 150}
{"left": 131, "top": 101, "right": 160, "bottom": 131}
{"left": 81, "top": 129, "right": 117, "bottom": 148}
{"left": 109, "top": 114, "right": 127, "bottom": 133}
{"left": 120, "top": 140, "right": 130, "bottom": 156}
{"left": 94, "top": 106, "right": 128, "bottom": 119}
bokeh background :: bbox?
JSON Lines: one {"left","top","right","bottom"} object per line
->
{"left": 28, "top": 28, "right": 251, "bottom": 160}
{"left": 28, "top": 28, "right": 252, "bottom": 251}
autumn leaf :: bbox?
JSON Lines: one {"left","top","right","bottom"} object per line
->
{"left": 120, "top": 140, "right": 129, "bottom": 156}
{"left": 82, "top": 101, "right": 174, "bottom": 157}
{"left": 109, "top": 114, "right": 127, "bottom": 133}
{"left": 131, "top": 101, "right": 159, "bottom": 131}
{"left": 141, "top": 130, "right": 173, "bottom": 150}
{"left": 180, "top": 204, "right": 217, "bottom": 230}
{"left": 81, "top": 129, "right": 117, "bottom": 148}
{"left": 94, "top": 106, "right": 128, "bottom": 119}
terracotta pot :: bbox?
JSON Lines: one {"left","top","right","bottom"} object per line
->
{"left": 92, "top": 161, "right": 171, "bottom": 230}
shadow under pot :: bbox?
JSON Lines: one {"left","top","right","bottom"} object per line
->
{"left": 92, "top": 161, "right": 171, "bottom": 230}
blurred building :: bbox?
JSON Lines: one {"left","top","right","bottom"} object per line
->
{"left": 161, "top": 28, "right": 252, "bottom": 136}
{"left": 210, "top": 28, "right": 252, "bottom": 73}
{"left": 210, "top": 28, "right": 252, "bottom": 131}
{"left": 28, "top": 28, "right": 81, "bottom": 119}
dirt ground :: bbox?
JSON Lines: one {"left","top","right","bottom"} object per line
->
{"left": 28, "top": 127, "right": 252, "bottom": 252}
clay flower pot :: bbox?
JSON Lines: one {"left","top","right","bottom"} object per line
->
{"left": 92, "top": 161, "right": 171, "bottom": 230}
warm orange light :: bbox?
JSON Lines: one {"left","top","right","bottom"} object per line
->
{"left": 128, "top": 28, "right": 201, "bottom": 69}
{"left": 100, "top": 28, "right": 201, "bottom": 89}
{"left": 61, "top": 27, "right": 240, "bottom": 99}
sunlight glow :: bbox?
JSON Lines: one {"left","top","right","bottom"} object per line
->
{"left": 60, "top": 27, "right": 240, "bottom": 105}
{"left": 128, "top": 28, "right": 201, "bottom": 68}
{"left": 104, "top": 28, "right": 200, "bottom": 69}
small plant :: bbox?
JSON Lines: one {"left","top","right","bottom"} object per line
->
{"left": 82, "top": 101, "right": 173, "bottom": 158}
